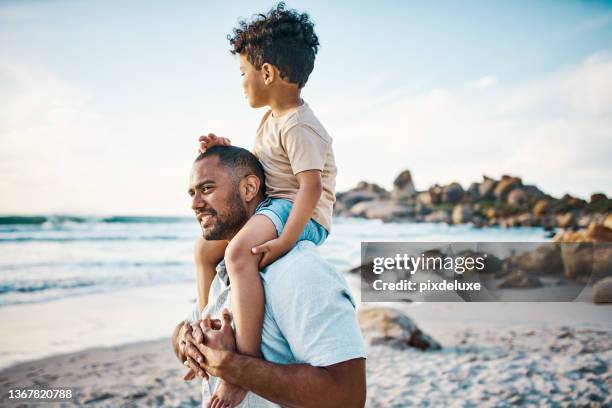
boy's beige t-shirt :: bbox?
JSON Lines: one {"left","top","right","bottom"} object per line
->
{"left": 253, "top": 102, "right": 337, "bottom": 232}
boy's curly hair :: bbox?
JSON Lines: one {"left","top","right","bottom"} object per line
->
{"left": 228, "top": 2, "right": 319, "bottom": 88}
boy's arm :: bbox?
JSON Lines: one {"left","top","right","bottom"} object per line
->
{"left": 252, "top": 170, "right": 322, "bottom": 267}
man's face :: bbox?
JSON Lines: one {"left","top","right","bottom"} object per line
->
{"left": 239, "top": 53, "right": 268, "bottom": 108}
{"left": 189, "top": 157, "right": 249, "bottom": 240}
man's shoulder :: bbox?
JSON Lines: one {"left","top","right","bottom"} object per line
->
{"left": 260, "top": 242, "right": 338, "bottom": 290}
{"left": 262, "top": 241, "right": 328, "bottom": 275}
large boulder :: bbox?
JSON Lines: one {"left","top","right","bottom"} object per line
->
{"left": 452, "top": 204, "right": 473, "bottom": 224}
{"left": 338, "top": 190, "right": 380, "bottom": 208}
{"left": 556, "top": 212, "right": 576, "bottom": 229}
{"left": 428, "top": 185, "right": 443, "bottom": 205}
{"left": 554, "top": 223, "right": 612, "bottom": 282}
{"left": 592, "top": 277, "right": 612, "bottom": 303}
{"left": 560, "top": 194, "right": 587, "bottom": 210}
{"left": 479, "top": 176, "right": 497, "bottom": 199}
{"left": 467, "top": 182, "right": 481, "bottom": 200}
{"left": 354, "top": 181, "right": 388, "bottom": 194}
{"left": 533, "top": 199, "right": 551, "bottom": 217}
{"left": 391, "top": 170, "right": 416, "bottom": 200}
{"left": 416, "top": 191, "right": 433, "bottom": 206}
{"left": 494, "top": 175, "right": 522, "bottom": 201}
{"left": 357, "top": 307, "right": 441, "bottom": 351}
{"left": 441, "top": 182, "right": 464, "bottom": 204}
{"left": 507, "top": 188, "right": 529, "bottom": 207}
{"left": 350, "top": 200, "right": 414, "bottom": 220}
{"left": 501, "top": 244, "right": 563, "bottom": 276}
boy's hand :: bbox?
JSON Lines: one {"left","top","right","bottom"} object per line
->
{"left": 198, "top": 133, "right": 231, "bottom": 153}
{"left": 251, "top": 238, "right": 293, "bottom": 269}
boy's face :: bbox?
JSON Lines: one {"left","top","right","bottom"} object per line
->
{"left": 239, "top": 54, "right": 268, "bottom": 108}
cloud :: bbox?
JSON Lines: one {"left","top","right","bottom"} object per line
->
{"left": 468, "top": 75, "right": 497, "bottom": 89}
{"left": 319, "top": 52, "right": 612, "bottom": 198}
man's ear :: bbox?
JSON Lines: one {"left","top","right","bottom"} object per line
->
{"left": 241, "top": 174, "right": 261, "bottom": 202}
{"left": 261, "top": 63, "right": 275, "bottom": 85}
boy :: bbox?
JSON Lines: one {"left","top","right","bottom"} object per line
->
{"left": 195, "top": 3, "right": 336, "bottom": 406}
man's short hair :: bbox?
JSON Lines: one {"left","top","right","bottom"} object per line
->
{"left": 195, "top": 146, "right": 266, "bottom": 195}
{"left": 228, "top": 2, "right": 319, "bottom": 89}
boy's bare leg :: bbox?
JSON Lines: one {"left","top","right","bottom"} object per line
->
{"left": 225, "top": 214, "right": 277, "bottom": 357}
{"left": 194, "top": 237, "right": 228, "bottom": 313}
{"left": 211, "top": 215, "right": 277, "bottom": 407}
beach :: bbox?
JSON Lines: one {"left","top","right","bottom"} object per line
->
{"left": 1, "top": 299, "right": 610, "bottom": 407}
{"left": 1, "top": 217, "right": 611, "bottom": 407}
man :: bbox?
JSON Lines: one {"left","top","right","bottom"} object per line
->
{"left": 172, "top": 146, "right": 367, "bottom": 408}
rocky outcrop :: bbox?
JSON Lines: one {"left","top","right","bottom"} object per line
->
{"left": 357, "top": 307, "right": 441, "bottom": 351}
{"left": 333, "top": 170, "right": 611, "bottom": 233}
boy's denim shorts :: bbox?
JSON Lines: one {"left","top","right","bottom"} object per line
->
{"left": 255, "top": 197, "right": 328, "bottom": 245}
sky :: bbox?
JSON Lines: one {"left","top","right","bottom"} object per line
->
{"left": 1, "top": 0, "right": 611, "bottom": 216}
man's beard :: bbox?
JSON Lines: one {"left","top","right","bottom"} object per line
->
{"left": 200, "top": 190, "right": 249, "bottom": 240}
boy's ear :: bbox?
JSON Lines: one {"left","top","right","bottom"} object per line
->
{"left": 261, "top": 63, "right": 275, "bottom": 85}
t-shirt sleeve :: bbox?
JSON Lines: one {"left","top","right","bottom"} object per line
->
{"left": 269, "top": 248, "right": 366, "bottom": 367}
{"left": 281, "top": 124, "right": 331, "bottom": 175}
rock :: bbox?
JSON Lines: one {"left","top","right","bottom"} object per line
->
{"left": 485, "top": 207, "right": 497, "bottom": 219}
{"left": 517, "top": 213, "right": 535, "bottom": 227}
{"left": 592, "top": 277, "right": 612, "bottom": 303}
{"left": 522, "top": 185, "right": 546, "bottom": 200}
{"left": 501, "top": 244, "right": 563, "bottom": 276}
{"left": 554, "top": 222, "right": 612, "bottom": 243}
{"left": 589, "top": 193, "right": 607, "bottom": 204}
{"left": 560, "top": 194, "right": 586, "bottom": 210}
{"left": 452, "top": 204, "right": 473, "bottom": 224}
{"left": 416, "top": 191, "right": 433, "bottom": 206}
{"left": 556, "top": 213, "right": 575, "bottom": 229}
{"left": 339, "top": 190, "right": 380, "bottom": 208}
{"left": 533, "top": 199, "right": 551, "bottom": 217}
{"left": 605, "top": 214, "right": 612, "bottom": 230}
{"left": 497, "top": 270, "right": 543, "bottom": 288}
{"left": 350, "top": 200, "right": 414, "bottom": 220}
{"left": 332, "top": 200, "right": 350, "bottom": 217}
{"left": 576, "top": 214, "right": 593, "bottom": 229}
{"left": 428, "top": 185, "right": 443, "bottom": 205}
{"left": 355, "top": 181, "right": 388, "bottom": 194}
{"left": 424, "top": 210, "right": 450, "bottom": 223}
{"left": 507, "top": 189, "right": 529, "bottom": 207}
{"left": 467, "top": 182, "right": 481, "bottom": 200}
{"left": 391, "top": 170, "right": 416, "bottom": 200}
{"left": 357, "top": 307, "right": 441, "bottom": 351}
{"left": 494, "top": 175, "right": 522, "bottom": 201}
{"left": 414, "top": 201, "right": 431, "bottom": 215}
{"left": 441, "top": 182, "right": 464, "bottom": 204}
{"left": 479, "top": 176, "right": 497, "bottom": 199}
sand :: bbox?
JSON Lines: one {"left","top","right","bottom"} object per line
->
{"left": 1, "top": 300, "right": 610, "bottom": 407}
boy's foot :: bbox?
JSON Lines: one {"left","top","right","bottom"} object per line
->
{"left": 208, "top": 380, "right": 247, "bottom": 408}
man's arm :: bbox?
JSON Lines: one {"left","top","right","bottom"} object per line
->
{"left": 185, "top": 312, "right": 366, "bottom": 408}
{"left": 219, "top": 353, "right": 365, "bottom": 408}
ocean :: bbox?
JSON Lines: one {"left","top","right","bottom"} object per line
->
{"left": 0, "top": 215, "right": 551, "bottom": 308}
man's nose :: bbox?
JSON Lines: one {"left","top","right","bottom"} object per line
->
{"left": 191, "top": 193, "right": 204, "bottom": 211}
